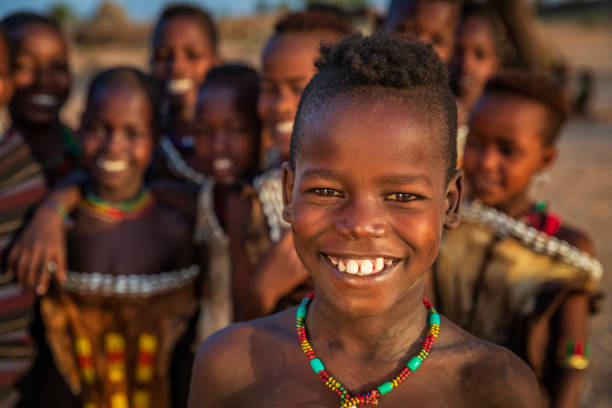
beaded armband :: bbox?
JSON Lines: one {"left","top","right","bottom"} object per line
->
{"left": 558, "top": 339, "right": 590, "bottom": 370}
{"left": 43, "top": 199, "right": 69, "bottom": 221}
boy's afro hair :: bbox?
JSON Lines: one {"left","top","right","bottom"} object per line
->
{"left": 274, "top": 9, "right": 353, "bottom": 36}
{"left": 153, "top": 3, "right": 217, "bottom": 53}
{"left": 86, "top": 67, "right": 161, "bottom": 129}
{"left": 484, "top": 69, "right": 569, "bottom": 145}
{"left": 291, "top": 32, "right": 458, "bottom": 180}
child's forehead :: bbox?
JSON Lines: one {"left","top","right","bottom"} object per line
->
{"left": 298, "top": 93, "right": 446, "bottom": 168}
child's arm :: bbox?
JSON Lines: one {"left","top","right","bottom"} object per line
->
{"left": 226, "top": 194, "right": 254, "bottom": 320}
{"left": 549, "top": 292, "right": 590, "bottom": 408}
{"left": 227, "top": 194, "right": 309, "bottom": 321}
{"left": 7, "top": 184, "right": 82, "bottom": 294}
{"left": 243, "top": 232, "right": 309, "bottom": 319}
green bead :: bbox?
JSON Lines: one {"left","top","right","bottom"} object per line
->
{"left": 310, "top": 358, "right": 325, "bottom": 373}
{"left": 296, "top": 306, "right": 307, "bottom": 318}
{"left": 377, "top": 382, "right": 393, "bottom": 395}
{"left": 536, "top": 200, "right": 547, "bottom": 211}
{"left": 407, "top": 356, "right": 422, "bottom": 371}
{"left": 429, "top": 313, "right": 441, "bottom": 326}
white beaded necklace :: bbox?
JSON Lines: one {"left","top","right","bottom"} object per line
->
{"left": 461, "top": 200, "right": 603, "bottom": 282}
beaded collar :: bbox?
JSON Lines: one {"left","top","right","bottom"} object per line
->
{"left": 61, "top": 265, "right": 199, "bottom": 297}
{"left": 159, "top": 135, "right": 227, "bottom": 244}
{"left": 79, "top": 190, "right": 155, "bottom": 223}
{"left": 159, "top": 135, "right": 208, "bottom": 186}
{"left": 461, "top": 200, "right": 602, "bottom": 283}
{"left": 253, "top": 167, "right": 290, "bottom": 242}
{"left": 297, "top": 293, "right": 440, "bottom": 407}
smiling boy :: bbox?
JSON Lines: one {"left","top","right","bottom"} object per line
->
{"left": 188, "top": 33, "right": 539, "bottom": 407}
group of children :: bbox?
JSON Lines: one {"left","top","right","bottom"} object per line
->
{"left": 0, "top": 1, "right": 602, "bottom": 407}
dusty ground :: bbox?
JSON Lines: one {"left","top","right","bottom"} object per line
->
{"left": 58, "top": 17, "right": 612, "bottom": 407}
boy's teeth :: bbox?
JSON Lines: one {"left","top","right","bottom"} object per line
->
{"left": 31, "top": 94, "right": 57, "bottom": 106}
{"left": 213, "top": 158, "right": 232, "bottom": 170}
{"left": 275, "top": 121, "right": 293, "bottom": 134}
{"left": 97, "top": 158, "right": 128, "bottom": 172}
{"left": 346, "top": 260, "right": 359, "bottom": 275}
{"left": 167, "top": 78, "right": 194, "bottom": 94}
{"left": 327, "top": 255, "right": 392, "bottom": 276}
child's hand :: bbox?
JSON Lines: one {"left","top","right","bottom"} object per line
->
{"left": 7, "top": 205, "right": 67, "bottom": 295}
{"left": 246, "top": 231, "right": 309, "bottom": 318}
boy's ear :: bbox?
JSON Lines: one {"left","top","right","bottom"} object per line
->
{"left": 539, "top": 145, "right": 558, "bottom": 172}
{"left": 281, "top": 162, "right": 295, "bottom": 223}
{"left": 444, "top": 169, "right": 463, "bottom": 229}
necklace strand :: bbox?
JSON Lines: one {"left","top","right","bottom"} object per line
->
{"left": 296, "top": 293, "right": 440, "bottom": 407}
{"left": 80, "top": 190, "right": 155, "bottom": 222}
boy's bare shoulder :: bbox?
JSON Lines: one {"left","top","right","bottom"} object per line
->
{"left": 188, "top": 309, "right": 295, "bottom": 407}
{"left": 435, "top": 317, "right": 541, "bottom": 407}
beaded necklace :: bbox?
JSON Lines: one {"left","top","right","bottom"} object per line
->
{"left": 80, "top": 190, "right": 155, "bottom": 223}
{"left": 296, "top": 293, "right": 440, "bottom": 407}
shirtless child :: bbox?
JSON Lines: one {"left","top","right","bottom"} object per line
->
{"left": 188, "top": 33, "right": 539, "bottom": 408}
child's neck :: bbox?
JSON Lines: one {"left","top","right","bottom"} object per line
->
{"left": 493, "top": 194, "right": 532, "bottom": 219}
{"left": 307, "top": 279, "right": 428, "bottom": 364}
{"left": 14, "top": 118, "right": 65, "bottom": 164}
{"left": 94, "top": 182, "right": 143, "bottom": 204}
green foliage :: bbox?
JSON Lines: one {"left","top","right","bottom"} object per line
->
{"left": 48, "top": 2, "right": 78, "bottom": 27}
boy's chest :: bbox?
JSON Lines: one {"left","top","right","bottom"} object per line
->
{"left": 66, "top": 216, "right": 181, "bottom": 275}
{"left": 231, "top": 358, "right": 474, "bottom": 408}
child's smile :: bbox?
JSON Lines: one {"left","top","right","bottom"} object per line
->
{"left": 283, "top": 92, "right": 460, "bottom": 315}
{"left": 81, "top": 86, "right": 154, "bottom": 201}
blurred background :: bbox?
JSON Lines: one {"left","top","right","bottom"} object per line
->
{"left": 0, "top": 1, "right": 609, "bottom": 406}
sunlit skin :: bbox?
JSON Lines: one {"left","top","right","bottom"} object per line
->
{"left": 151, "top": 15, "right": 218, "bottom": 132}
{"left": 8, "top": 22, "right": 71, "bottom": 166}
{"left": 385, "top": 0, "right": 459, "bottom": 63}
{"left": 191, "top": 85, "right": 259, "bottom": 185}
{"left": 463, "top": 94, "right": 556, "bottom": 218}
{"left": 449, "top": 15, "right": 500, "bottom": 126}
{"left": 0, "top": 38, "right": 13, "bottom": 108}
{"left": 258, "top": 30, "right": 342, "bottom": 161}
{"left": 462, "top": 91, "right": 594, "bottom": 408}
{"left": 19, "top": 83, "right": 194, "bottom": 298}
{"left": 80, "top": 86, "right": 154, "bottom": 203}
{"left": 188, "top": 92, "right": 540, "bottom": 407}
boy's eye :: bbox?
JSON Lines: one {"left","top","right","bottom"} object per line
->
{"left": 386, "top": 192, "right": 418, "bottom": 202}
{"left": 309, "top": 188, "right": 343, "bottom": 198}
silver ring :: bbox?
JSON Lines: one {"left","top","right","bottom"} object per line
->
{"left": 46, "top": 260, "right": 58, "bottom": 274}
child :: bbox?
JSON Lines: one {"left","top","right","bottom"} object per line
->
{"left": 9, "top": 64, "right": 263, "bottom": 343}
{"left": 228, "top": 9, "right": 353, "bottom": 320}
{"left": 18, "top": 68, "right": 200, "bottom": 407}
{"left": 190, "top": 64, "right": 262, "bottom": 339}
{"left": 189, "top": 32, "right": 539, "bottom": 407}
{"left": 150, "top": 4, "right": 220, "bottom": 180}
{"left": 384, "top": 0, "right": 461, "bottom": 63}
{"left": 1, "top": 12, "right": 79, "bottom": 187}
{"left": 0, "top": 26, "right": 47, "bottom": 406}
{"left": 449, "top": 2, "right": 514, "bottom": 129}
{"left": 432, "top": 70, "right": 601, "bottom": 407}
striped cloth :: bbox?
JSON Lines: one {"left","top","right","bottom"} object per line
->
{"left": 0, "top": 129, "right": 46, "bottom": 404}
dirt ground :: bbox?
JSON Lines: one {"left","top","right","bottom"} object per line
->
{"left": 59, "top": 17, "right": 612, "bottom": 407}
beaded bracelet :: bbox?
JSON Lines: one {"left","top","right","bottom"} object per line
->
{"left": 43, "top": 200, "right": 69, "bottom": 221}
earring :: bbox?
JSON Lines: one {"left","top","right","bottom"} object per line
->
{"left": 531, "top": 172, "right": 550, "bottom": 201}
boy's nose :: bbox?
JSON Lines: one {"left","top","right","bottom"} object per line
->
{"left": 479, "top": 145, "right": 500, "bottom": 170}
{"left": 212, "top": 133, "right": 229, "bottom": 154}
{"left": 271, "top": 86, "right": 297, "bottom": 116}
{"left": 334, "top": 198, "right": 388, "bottom": 239}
